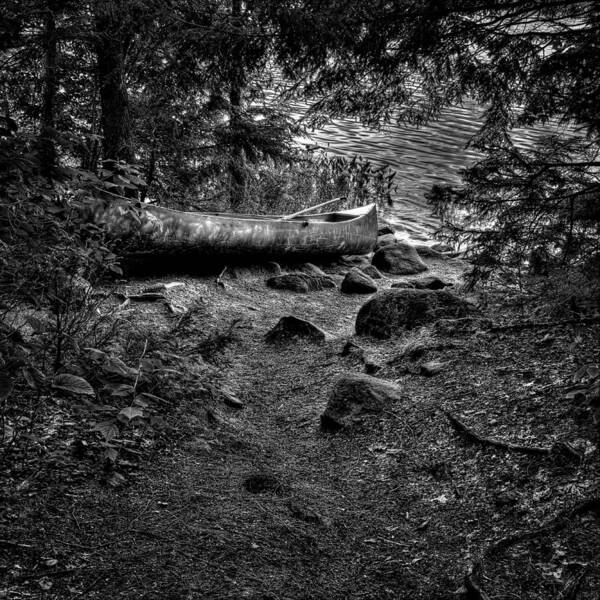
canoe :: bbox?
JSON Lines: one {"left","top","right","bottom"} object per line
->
{"left": 89, "top": 199, "right": 378, "bottom": 260}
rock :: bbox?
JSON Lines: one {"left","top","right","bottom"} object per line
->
{"left": 372, "top": 243, "right": 428, "bottom": 275}
{"left": 288, "top": 499, "right": 332, "bottom": 527}
{"left": 378, "top": 224, "right": 395, "bottom": 236}
{"left": 494, "top": 490, "right": 519, "bottom": 507}
{"left": 364, "top": 361, "right": 382, "bottom": 375}
{"left": 391, "top": 280, "right": 416, "bottom": 289}
{"left": 321, "top": 373, "right": 404, "bottom": 431}
{"left": 409, "top": 276, "right": 453, "bottom": 290}
{"left": 413, "top": 244, "right": 444, "bottom": 259}
{"left": 355, "top": 289, "right": 475, "bottom": 338}
{"left": 339, "top": 255, "right": 371, "bottom": 268}
{"left": 266, "top": 316, "right": 330, "bottom": 343}
{"left": 420, "top": 361, "right": 448, "bottom": 376}
{"left": 142, "top": 281, "right": 185, "bottom": 293}
{"left": 434, "top": 317, "right": 492, "bottom": 336}
{"left": 221, "top": 388, "right": 244, "bottom": 409}
{"left": 244, "top": 472, "right": 289, "bottom": 496}
{"left": 340, "top": 340, "right": 365, "bottom": 360}
{"left": 361, "top": 264, "right": 383, "bottom": 279}
{"left": 265, "top": 261, "right": 282, "bottom": 275}
{"left": 375, "top": 233, "right": 397, "bottom": 250}
{"left": 431, "top": 242, "right": 454, "bottom": 253}
{"left": 266, "top": 273, "right": 335, "bottom": 293}
{"left": 300, "top": 262, "right": 327, "bottom": 276}
{"left": 341, "top": 268, "right": 378, "bottom": 294}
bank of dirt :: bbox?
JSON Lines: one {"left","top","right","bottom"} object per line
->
{"left": 2, "top": 257, "right": 599, "bottom": 600}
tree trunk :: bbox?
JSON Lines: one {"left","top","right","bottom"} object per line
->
{"left": 39, "top": 1, "right": 58, "bottom": 178}
{"left": 228, "top": 0, "right": 246, "bottom": 209}
{"left": 94, "top": 1, "right": 133, "bottom": 169}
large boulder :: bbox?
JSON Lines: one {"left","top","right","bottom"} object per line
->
{"left": 372, "top": 243, "right": 428, "bottom": 275}
{"left": 375, "top": 234, "right": 397, "bottom": 250}
{"left": 355, "top": 289, "right": 475, "bottom": 338}
{"left": 266, "top": 273, "right": 336, "bottom": 293}
{"left": 321, "top": 373, "right": 404, "bottom": 431}
{"left": 413, "top": 244, "right": 444, "bottom": 259}
{"left": 341, "top": 268, "right": 377, "bottom": 294}
{"left": 266, "top": 316, "right": 330, "bottom": 343}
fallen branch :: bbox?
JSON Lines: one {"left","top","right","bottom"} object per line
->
{"left": 216, "top": 266, "right": 228, "bottom": 288}
{"left": 444, "top": 412, "right": 581, "bottom": 461}
{"left": 490, "top": 316, "right": 600, "bottom": 333}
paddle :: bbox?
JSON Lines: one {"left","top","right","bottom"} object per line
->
{"left": 282, "top": 196, "right": 347, "bottom": 220}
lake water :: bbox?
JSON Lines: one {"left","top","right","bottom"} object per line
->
{"left": 301, "top": 101, "right": 557, "bottom": 243}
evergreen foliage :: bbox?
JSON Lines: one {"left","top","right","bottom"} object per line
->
{"left": 274, "top": 0, "right": 600, "bottom": 275}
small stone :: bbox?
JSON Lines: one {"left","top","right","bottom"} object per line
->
{"left": 356, "top": 289, "right": 475, "bottom": 338}
{"left": 339, "top": 255, "right": 371, "bottom": 268}
{"left": 413, "top": 244, "right": 444, "bottom": 259}
{"left": 361, "top": 264, "right": 384, "bottom": 279}
{"left": 364, "top": 361, "right": 382, "bottom": 374}
{"left": 221, "top": 388, "right": 244, "bottom": 409}
{"left": 372, "top": 243, "right": 428, "bottom": 275}
{"left": 265, "top": 261, "right": 282, "bottom": 275}
{"left": 288, "top": 499, "right": 330, "bottom": 526}
{"left": 266, "top": 316, "right": 330, "bottom": 343}
{"left": 300, "top": 262, "right": 327, "bottom": 276}
{"left": 420, "top": 361, "right": 447, "bottom": 376}
{"left": 494, "top": 490, "right": 519, "bottom": 507}
{"left": 409, "top": 276, "right": 453, "bottom": 290}
{"left": 378, "top": 224, "right": 395, "bottom": 236}
{"left": 341, "top": 268, "right": 378, "bottom": 294}
{"left": 266, "top": 273, "right": 335, "bottom": 293}
{"left": 340, "top": 340, "right": 365, "bottom": 360}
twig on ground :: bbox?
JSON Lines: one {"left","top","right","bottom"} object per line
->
{"left": 216, "top": 266, "right": 228, "bottom": 288}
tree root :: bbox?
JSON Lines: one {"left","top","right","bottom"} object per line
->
{"left": 444, "top": 411, "right": 582, "bottom": 461}
{"left": 457, "top": 497, "right": 600, "bottom": 599}
{"left": 490, "top": 316, "right": 600, "bottom": 333}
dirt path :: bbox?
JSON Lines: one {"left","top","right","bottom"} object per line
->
{"left": 3, "top": 262, "right": 600, "bottom": 599}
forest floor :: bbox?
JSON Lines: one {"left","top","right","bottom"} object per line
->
{"left": 2, "top": 254, "right": 600, "bottom": 600}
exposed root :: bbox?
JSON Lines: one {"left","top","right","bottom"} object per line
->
{"left": 445, "top": 411, "right": 582, "bottom": 461}
{"left": 457, "top": 497, "right": 600, "bottom": 600}
{"left": 490, "top": 316, "right": 600, "bottom": 333}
